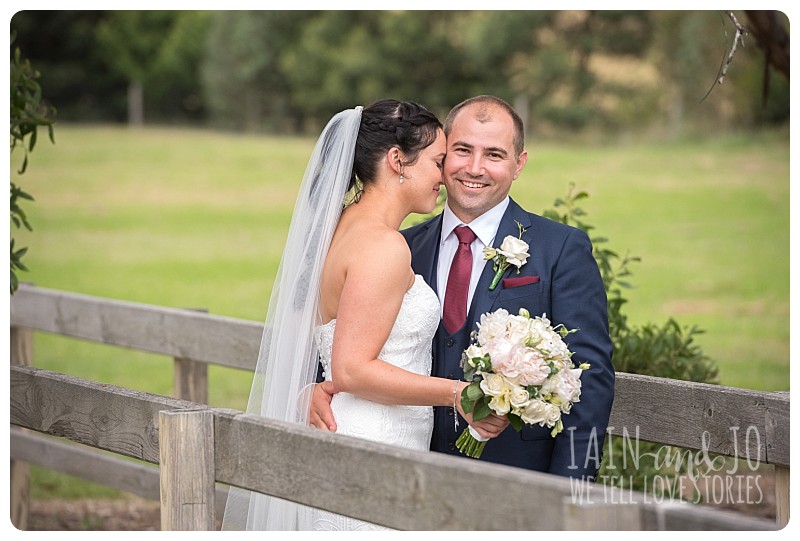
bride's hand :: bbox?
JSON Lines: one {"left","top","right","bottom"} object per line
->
{"left": 309, "top": 381, "right": 339, "bottom": 432}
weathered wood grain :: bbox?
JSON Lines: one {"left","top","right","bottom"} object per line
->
{"left": 10, "top": 284, "right": 262, "bottom": 370}
{"left": 10, "top": 428, "right": 229, "bottom": 517}
{"left": 174, "top": 357, "right": 208, "bottom": 404}
{"left": 214, "top": 408, "right": 607, "bottom": 530}
{"left": 160, "top": 410, "right": 215, "bottom": 530}
{"left": 10, "top": 365, "right": 194, "bottom": 463}
{"left": 610, "top": 373, "right": 789, "bottom": 467}
{"left": 11, "top": 427, "right": 160, "bottom": 499}
{"left": 212, "top": 410, "right": 774, "bottom": 531}
{"left": 10, "top": 326, "right": 33, "bottom": 530}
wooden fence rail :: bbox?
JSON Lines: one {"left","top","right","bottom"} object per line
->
{"left": 10, "top": 365, "right": 777, "bottom": 531}
{"left": 9, "top": 284, "right": 790, "bottom": 530}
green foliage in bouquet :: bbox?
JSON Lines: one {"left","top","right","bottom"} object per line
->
{"left": 543, "top": 183, "right": 719, "bottom": 495}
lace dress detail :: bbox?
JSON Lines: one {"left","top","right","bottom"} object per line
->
{"left": 311, "top": 274, "right": 440, "bottom": 531}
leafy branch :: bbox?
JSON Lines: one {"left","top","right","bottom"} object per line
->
{"left": 542, "top": 183, "right": 640, "bottom": 333}
{"left": 10, "top": 31, "right": 56, "bottom": 293}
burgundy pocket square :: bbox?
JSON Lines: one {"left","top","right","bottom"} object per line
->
{"left": 502, "top": 275, "right": 540, "bottom": 288}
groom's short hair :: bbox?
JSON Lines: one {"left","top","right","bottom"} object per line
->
{"left": 444, "top": 95, "right": 525, "bottom": 159}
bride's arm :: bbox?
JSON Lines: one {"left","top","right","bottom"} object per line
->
{"left": 330, "top": 231, "right": 458, "bottom": 407}
{"left": 317, "top": 229, "right": 509, "bottom": 438}
{"left": 310, "top": 379, "right": 508, "bottom": 439}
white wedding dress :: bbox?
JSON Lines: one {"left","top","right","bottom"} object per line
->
{"left": 310, "top": 274, "right": 440, "bottom": 530}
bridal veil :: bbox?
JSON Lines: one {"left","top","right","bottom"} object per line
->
{"left": 221, "top": 106, "right": 363, "bottom": 530}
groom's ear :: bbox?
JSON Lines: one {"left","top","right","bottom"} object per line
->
{"left": 512, "top": 150, "right": 528, "bottom": 180}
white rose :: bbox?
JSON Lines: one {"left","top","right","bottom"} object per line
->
{"left": 509, "top": 385, "right": 531, "bottom": 409}
{"left": 544, "top": 402, "right": 562, "bottom": 426}
{"left": 519, "top": 399, "right": 548, "bottom": 425}
{"left": 497, "top": 235, "right": 530, "bottom": 268}
{"left": 464, "top": 344, "right": 485, "bottom": 362}
{"left": 480, "top": 372, "right": 511, "bottom": 397}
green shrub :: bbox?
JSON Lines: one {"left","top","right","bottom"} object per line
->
{"left": 543, "top": 183, "right": 719, "bottom": 495}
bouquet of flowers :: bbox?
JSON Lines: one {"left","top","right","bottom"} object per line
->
{"left": 456, "top": 308, "right": 589, "bottom": 458}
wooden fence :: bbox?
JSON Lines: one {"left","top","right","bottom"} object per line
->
{"left": 9, "top": 284, "right": 789, "bottom": 530}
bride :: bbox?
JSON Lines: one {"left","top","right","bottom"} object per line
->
{"left": 222, "top": 100, "right": 503, "bottom": 531}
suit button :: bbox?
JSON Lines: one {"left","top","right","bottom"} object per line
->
{"left": 446, "top": 338, "right": 454, "bottom": 347}
{"left": 447, "top": 408, "right": 453, "bottom": 416}
{"left": 448, "top": 443, "right": 456, "bottom": 451}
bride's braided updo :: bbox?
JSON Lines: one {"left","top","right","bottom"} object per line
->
{"left": 352, "top": 99, "right": 442, "bottom": 189}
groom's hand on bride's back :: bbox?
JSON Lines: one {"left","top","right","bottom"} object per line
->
{"left": 309, "top": 381, "right": 339, "bottom": 431}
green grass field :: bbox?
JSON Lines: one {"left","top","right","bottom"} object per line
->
{"left": 10, "top": 124, "right": 789, "bottom": 498}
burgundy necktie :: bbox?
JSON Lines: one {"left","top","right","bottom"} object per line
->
{"left": 443, "top": 225, "right": 477, "bottom": 334}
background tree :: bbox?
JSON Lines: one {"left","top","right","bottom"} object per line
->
{"left": 10, "top": 10, "right": 789, "bottom": 133}
{"left": 742, "top": 10, "right": 790, "bottom": 121}
{"left": 202, "top": 11, "right": 313, "bottom": 132}
{"left": 744, "top": 10, "right": 790, "bottom": 80}
{"left": 95, "top": 11, "right": 179, "bottom": 125}
{"left": 10, "top": 11, "right": 127, "bottom": 121}
{"left": 145, "top": 11, "right": 212, "bottom": 123}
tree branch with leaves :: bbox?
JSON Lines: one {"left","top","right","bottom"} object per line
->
{"left": 10, "top": 32, "right": 56, "bottom": 293}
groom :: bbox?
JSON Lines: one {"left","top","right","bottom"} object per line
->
{"left": 314, "top": 95, "right": 614, "bottom": 479}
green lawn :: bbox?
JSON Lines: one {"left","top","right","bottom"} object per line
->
{"left": 10, "top": 124, "right": 789, "bottom": 500}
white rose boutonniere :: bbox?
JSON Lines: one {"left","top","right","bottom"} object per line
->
{"left": 483, "top": 221, "right": 529, "bottom": 291}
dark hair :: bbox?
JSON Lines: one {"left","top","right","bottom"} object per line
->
{"left": 352, "top": 99, "right": 442, "bottom": 187}
{"left": 444, "top": 95, "right": 525, "bottom": 159}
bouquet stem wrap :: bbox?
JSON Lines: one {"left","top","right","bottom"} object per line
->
{"left": 456, "top": 426, "right": 490, "bottom": 458}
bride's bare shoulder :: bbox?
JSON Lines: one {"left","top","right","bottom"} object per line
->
{"left": 361, "top": 225, "right": 410, "bottom": 262}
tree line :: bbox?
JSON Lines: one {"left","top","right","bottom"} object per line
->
{"left": 10, "top": 10, "right": 789, "bottom": 137}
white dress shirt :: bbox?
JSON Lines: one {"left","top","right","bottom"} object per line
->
{"left": 436, "top": 197, "right": 510, "bottom": 316}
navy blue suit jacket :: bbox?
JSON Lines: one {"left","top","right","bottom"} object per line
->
{"left": 401, "top": 197, "right": 614, "bottom": 478}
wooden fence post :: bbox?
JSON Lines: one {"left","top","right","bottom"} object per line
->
{"left": 173, "top": 357, "right": 208, "bottom": 404}
{"left": 775, "top": 465, "right": 789, "bottom": 528}
{"left": 173, "top": 308, "right": 209, "bottom": 404}
{"left": 10, "top": 326, "right": 33, "bottom": 530}
{"left": 159, "top": 409, "right": 215, "bottom": 531}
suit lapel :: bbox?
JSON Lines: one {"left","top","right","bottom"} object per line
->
{"left": 409, "top": 215, "right": 443, "bottom": 296}
{"left": 467, "top": 199, "right": 533, "bottom": 323}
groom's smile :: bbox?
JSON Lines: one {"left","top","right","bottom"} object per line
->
{"left": 459, "top": 179, "right": 488, "bottom": 189}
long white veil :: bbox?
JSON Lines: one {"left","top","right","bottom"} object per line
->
{"left": 221, "top": 106, "right": 363, "bottom": 530}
